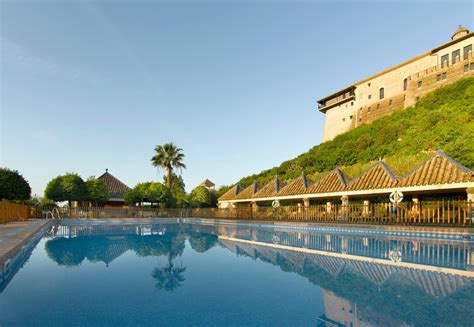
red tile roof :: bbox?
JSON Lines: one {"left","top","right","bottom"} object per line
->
{"left": 97, "top": 170, "right": 131, "bottom": 199}
{"left": 306, "top": 167, "right": 347, "bottom": 194}
{"left": 236, "top": 181, "right": 260, "bottom": 200}
{"left": 218, "top": 184, "right": 242, "bottom": 201}
{"left": 278, "top": 174, "right": 312, "bottom": 196}
{"left": 399, "top": 150, "right": 472, "bottom": 187}
{"left": 348, "top": 161, "right": 398, "bottom": 191}
{"left": 254, "top": 177, "right": 286, "bottom": 198}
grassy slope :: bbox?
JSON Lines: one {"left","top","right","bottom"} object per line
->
{"left": 237, "top": 76, "right": 474, "bottom": 188}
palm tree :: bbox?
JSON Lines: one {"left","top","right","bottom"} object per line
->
{"left": 151, "top": 143, "right": 186, "bottom": 189}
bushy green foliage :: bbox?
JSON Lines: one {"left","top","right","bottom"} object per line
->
{"left": 190, "top": 186, "right": 211, "bottom": 207}
{"left": 85, "top": 178, "right": 110, "bottom": 205}
{"left": 125, "top": 182, "right": 171, "bottom": 207}
{"left": 44, "top": 173, "right": 86, "bottom": 205}
{"left": 237, "top": 77, "right": 474, "bottom": 187}
{"left": 0, "top": 168, "right": 31, "bottom": 201}
{"left": 163, "top": 173, "right": 188, "bottom": 207}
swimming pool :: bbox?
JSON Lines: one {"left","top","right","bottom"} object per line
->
{"left": 1, "top": 219, "right": 473, "bottom": 326}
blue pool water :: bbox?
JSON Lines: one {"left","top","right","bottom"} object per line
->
{"left": 1, "top": 219, "right": 473, "bottom": 326}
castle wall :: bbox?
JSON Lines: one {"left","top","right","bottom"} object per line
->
{"left": 321, "top": 33, "right": 474, "bottom": 141}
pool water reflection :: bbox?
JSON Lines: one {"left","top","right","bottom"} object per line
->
{"left": 1, "top": 220, "right": 473, "bottom": 326}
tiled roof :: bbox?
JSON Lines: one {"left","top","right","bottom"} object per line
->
{"left": 306, "top": 167, "right": 347, "bottom": 194}
{"left": 254, "top": 177, "right": 286, "bottom": 198}
{"left": 199, "top": 179, "right": 215, "bottom": 188}
{"left": 348, "top": 161, "right": 398, "bottom": 191}
{"left": 235, "top": 181, "right": 260, "bottom": 200}
{"left": 217, "top": 150, "right": 472, "bottom": 202}
{"left": 218, "top": 184, "right": 242, "bottom": 201}
{"left": 278, "top": 174, "right": 312, "bottom": 196}
{"left": 399, "top": 150, "right": 472, "bottom": 187}
{"left": 97, "top": 171, "right": 131, "bottom": 199}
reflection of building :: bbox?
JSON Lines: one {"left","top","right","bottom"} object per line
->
{"left": 318, "top": 26, "right": 474, "bottom": 141}
{"left": 220, "top": 236, "right": 474, "bottom": 326}
{"left": 97, "top": 169, "right": 131, "bottom": 207}
{"left": 318, "top": 290, "right": 409, "bottom": 327}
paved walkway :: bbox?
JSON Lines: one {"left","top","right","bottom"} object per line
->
{"left": 0, "top": 220, "right": 50, "bottom": 266}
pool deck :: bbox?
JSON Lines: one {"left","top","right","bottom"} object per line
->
{"left": 0, "top": 220, "right": 50, "bottom": 267}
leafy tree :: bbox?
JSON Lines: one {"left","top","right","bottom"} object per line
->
{"left": 163, "top": 173, "right": 187, "bottom": 207}
{"left": 85, "top": 178, "right": 109, "bottom": 206}
{"left": 0, "top": 168, "right": 31, "bottom": 201}
{"left": 125, "top": 182, "right": 170, "bottom": 207}
{"left": 151, "top": 143, "right": 186, "bottom": 189}
{"left": 190, "top": 186, "right": 211, "bottom": 207}
{"left": 44, "top": 173, "right": 86, "bottom": 206}
{"left": 146, "top": 182, "right": 171, "bottom": 207}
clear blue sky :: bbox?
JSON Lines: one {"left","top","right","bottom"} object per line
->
{"left": 1, "top": 1, "right": 473, "bottom": 196}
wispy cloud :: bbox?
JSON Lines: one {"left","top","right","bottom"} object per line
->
{"left": 0, "top": 36, "right": 100, "bottom": 85}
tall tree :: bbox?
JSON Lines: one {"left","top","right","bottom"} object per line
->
{"left": 151, "top": 143, "right": 186, "bottom": 189}
{"left": 190, "top": 186, "right": 211, "bottom": 208}
{"left": 85, "top": 178, "right": 109, "bottom": 206}
{"left": 44, "top": 173, "right": 86, "bottom": 206}
{"left": 0, "top": 168, "right": 31, "bottom": 201}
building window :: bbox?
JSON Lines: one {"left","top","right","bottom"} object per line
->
{"left": 442, "top": 72, "right": 447, "bottom": 80}
{"left": 368, "top": 107, "right": 371, "bottom": 113}
{"left": 441, "top": 54, "right": 449, "bottom": 68}
{"left": 418, "top": 81, "right": 423, "bottom": 88}
{"left": 403, "top": 78, "right": 408, "bottom": 91}
{"left": 376, "top": 103, "right": 380, "bottom": 109}
{"left": 379, "top": 87, "right": 384, "bottom": 99}
{"left": 470, "top": 62, "right": 474, "bottom": 70}
{"left": 437, "top": 74, "right": 441, "bottom": 81}
{"left": 452, "top": 50, "right": 460, "bottom": 64}
{"left": 464, "top": 45, "right": 472, "bottom": 60}
{"left": 368, "top": 94, "right": 372, "bottom": 100}
{"left": 351, "top": 102, "right": 354, "bottom": 106}
{"left": 389, "top": 99, "right": 393, "bottom": 106}
{"left": 349, "top": 115, "right": 353, "bottom": 120}
{"left": 342, "top": 118, "right": 346, "bottom": 122}
{"left": 465, "top": 64, "right": 470, "bottom": 72}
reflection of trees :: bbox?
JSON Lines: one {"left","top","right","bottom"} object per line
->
{"left": 45, "top": 237, "right": 88, "bottom": 266}
{"left": 187, "top": 232, "right": 218, "bottom": 253}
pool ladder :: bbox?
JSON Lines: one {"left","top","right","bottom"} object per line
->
{"left": 46, "top": 208, "right": 62, "bottom": 220}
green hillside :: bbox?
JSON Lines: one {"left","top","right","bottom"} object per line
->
{"left": 237, "top": 76, "right": 474, "bottom": 188}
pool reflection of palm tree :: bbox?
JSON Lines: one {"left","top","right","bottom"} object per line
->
{"left": 152, "top": 256, "right": 186, "bottom": 291}
{"left": 152, "top": 233, "right": 186, "bottom": 292}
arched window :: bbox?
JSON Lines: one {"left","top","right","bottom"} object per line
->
{"left": 403, "top": 78, "right": 408, "bottom": 91}
{"left": 379, "top": 87, "right": 384, "bottom": 99}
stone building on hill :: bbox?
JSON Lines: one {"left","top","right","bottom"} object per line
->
{"left": 318, "top": 26, "right": 474, "bottom": 141}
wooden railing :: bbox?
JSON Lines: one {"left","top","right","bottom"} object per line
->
{"left": 0, "top": 201, "right": 30, "bottom": 224}
{"left": 11, "top": 200, "right": 474, "bottom": 226}
{"left": 194, "top": 200, "right": 474, "bottom": 226}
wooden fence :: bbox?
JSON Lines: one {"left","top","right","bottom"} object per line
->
{"left": 193, "top": 200, "right": 474, "bottom": 226}
{"left": 0, "top": 202, "right": 30, "bottom": 224}
{"left": 5, "top": 200, "right": 474, "bottom": 226}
